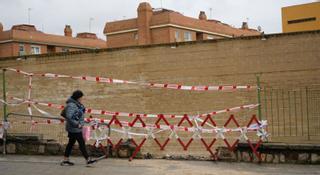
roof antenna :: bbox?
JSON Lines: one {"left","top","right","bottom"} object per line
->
{"left": 160, "top": 0, "right": 163, "bottom": 8}
{"left": 209, "top": 8, "right": 213, "bottom": 19}
{"left": 89, "top": 17, "right": 94, "bottom": 33}
{"left": 28, "top": 8, "right": 32, "bottom": 24}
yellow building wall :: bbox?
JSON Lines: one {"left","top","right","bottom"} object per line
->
{"left": 282, "top": 2, "right": 320, "bottom": 33}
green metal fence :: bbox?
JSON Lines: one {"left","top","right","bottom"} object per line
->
{"left": 261, "top": 86, "right": 320, "bottom": 143}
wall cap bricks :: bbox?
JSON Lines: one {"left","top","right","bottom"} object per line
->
{"left": 1, "top": 29, "right": 320, "bottom": 61}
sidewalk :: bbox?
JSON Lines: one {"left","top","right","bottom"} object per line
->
{"left": 0, "top": 155, "right": 319, "bottom": 175}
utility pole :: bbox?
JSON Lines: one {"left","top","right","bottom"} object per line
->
{"left": 160, "top": 0, "right": 163, "bottom": 8}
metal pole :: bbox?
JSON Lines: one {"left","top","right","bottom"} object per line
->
{"left": 256, "top": 74, "right": 262, "bottom": 120}
{"left": 300, "top": 88, "right": 304, "bottom": 136}
{"left": 263, "top": 87, "right": 268, "bottom": 121}
{"left": 108, "top": 124, "right": 111, "bottom": 156}
{"left": 294, "top": 91, "right": 298, "bottom": 136}
{"left": 282, "top": 89, "right": 286, "bottom": 136}
{"left": 28, "top": 8, "right": 31, "bottom": 24}
{"left": 288, "top": 91, "right": 292, "bottom": 136}
{"left": 89, "top": 17, "right": 94, "bottom": 33}
{"left": 305, "top": 87, "right": 310, "bottom": 141}
{"left": 276, "top": 90, "right": 280, "bottom": 135}
{"left": 2, "top": 69, "right": 7, "bottom": 155}
{"left": 270, "top": 89, "right": 274, "bottom": 135}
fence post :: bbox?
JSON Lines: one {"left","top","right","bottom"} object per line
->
{"left": 305, "top": 87, "right": 310, "bottom": 141}
{"left": 2, "top": 69, "right": 7, "bottom": 155}
{"left": 256, "top": 74, "right": 262, "bottom": 121}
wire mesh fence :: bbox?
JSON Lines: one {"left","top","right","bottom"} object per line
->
{"left": 261, "top": 85, "right": 320, "bottom": 143}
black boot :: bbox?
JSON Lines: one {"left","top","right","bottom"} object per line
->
{"left": 60, "top": 160, "right": 75, "bottom": 166}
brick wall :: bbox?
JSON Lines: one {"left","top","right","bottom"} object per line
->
{"left": 0, "top": 31, "right": 319, "bottom": 157}
{"left": 0, "top": 43, "right": 13, "bottom": 57}
{"left": 151, "top": 27, "right": 170, "bottom": 44}
{"left": 107, "top": 32, "right": 139, "bottom": 48}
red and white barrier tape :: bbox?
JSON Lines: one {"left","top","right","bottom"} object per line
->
{"left": 0, "top": 99, "right": 27, "bottom": 106}
{"left": 27, "top": 76, "right": 33, "bottom": 115}
{"left": 5, "top": 98, "right": 266, "bottom": 136}
{"left": 5, "top": 68, "right": 256, "bottom": 91}
{"left": 10, "top": 97, "right": 259, "bottom": 119}
{"left": 4, "top": 98, "right": 268, "bottom": 160}
{"left": 9, "top": 116, "right": 267, "bottom": 138}
{"left": 25, "top": 100, "right": 268, "bottom": 143}
{"left": 3, "top": 67, "right": 266, "bottom": 161}
{"left": 16, "top": 100, "right": 268, "bottom": 137}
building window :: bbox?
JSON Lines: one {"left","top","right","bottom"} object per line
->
{"left": 288, "top": 17, "right": 316, "bottom": 24}
{"left": 62, "top": 47, "right": 70, "bottom": 52}
{"left": 134, "top": 33, "right": 138, "bottom": 40}
{"left": 184, "top": 32, "right": 192, "bottom": 41}
{"left": 19, "top": 44, "right": 25, "bottom": 55}
{"left": 31, "top": 45, "right": 41, "bottom": 54}
{"left": 207, "top": 35, "right": 215, "bottom": 40}
{"left": 175, "top": 31, "right": 180, "bottom": 42}
{"left": 47, "top": 45, "right": 56, "bottom": 53}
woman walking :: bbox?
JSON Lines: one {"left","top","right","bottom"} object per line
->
{"left": 61, "top": 90, "right": 96, "bottom": 166}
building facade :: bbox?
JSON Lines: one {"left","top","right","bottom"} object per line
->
{"left": 1, "top": 31, "right": 320, "bottom": 148}
{"left": 0, "top": 23, "right": 107, "bottom": 58}
{"left": 282, "top": 2, "right": 320, "bottom": 33}
{"left": 104, "top": 2, "right": 261, "bottom": 48}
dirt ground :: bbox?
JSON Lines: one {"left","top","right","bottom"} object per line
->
{"left": 0, "top": 155, "right": 319, "bottom": 175}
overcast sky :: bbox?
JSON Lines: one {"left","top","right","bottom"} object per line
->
{"left": 0, "top": 0, "right": 316, "bottom": 40}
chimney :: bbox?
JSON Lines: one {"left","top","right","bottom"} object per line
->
{"left": 199, "top": 11, "right": 207, "bottom": 20}
{"left": 241, "top": 22, "right": 249, "bottom": 30}
{"left": 0, "top": 22, "right": 3, "bottom": 32}
{"left": 12, "top": 24, "right": 37, "bottom": 31}
{"left": 137, "top": 2, "right": 153, "bottom": 45}
{"left": 64, "top": 25, "right": 72, "bottom": 37}
{"left": 76, "top": 32, "right": 98, "bottom": 39}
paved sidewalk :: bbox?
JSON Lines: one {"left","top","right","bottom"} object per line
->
{"left": 0, "top": 155, "right": 319, "bottom": 175}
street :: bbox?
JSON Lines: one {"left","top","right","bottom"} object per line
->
{"left": 0, "top": 155, "right": 319, "bottom": 175}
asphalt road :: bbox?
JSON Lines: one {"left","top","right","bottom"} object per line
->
{"left": 0, "top": 155, "right": 319, "bottom": 175}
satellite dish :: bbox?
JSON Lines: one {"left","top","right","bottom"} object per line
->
{"left": 257, "top": 26, "right": 262, "bottom": 32}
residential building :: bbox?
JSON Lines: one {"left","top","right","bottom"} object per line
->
{"left": 0, "top": 23, "right": 107, "bottom": 58}
{"left": 104, "top": 2, "right": 261, "bottom": 48}
{"left": 282, "top": 2, "right": 320, "bottom": 33}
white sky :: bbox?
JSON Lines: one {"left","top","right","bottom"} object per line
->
{"left": 0, "top": 0, "right": 316, "bottom": 40}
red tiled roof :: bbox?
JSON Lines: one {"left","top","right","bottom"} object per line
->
{"left": 104, "top": 10, "right": 260, "bottom": 37}
{"left": 104, "top": 19, "right": 137, "bottom": 34}
{"left": 1, "top": 25, "right": 106, "bottom": 49}
{"left": 168, "top": 12, "right": 260, "bottom": 37}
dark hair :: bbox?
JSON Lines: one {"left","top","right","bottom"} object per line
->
{"left": 71, "top": 90, "right": 84, "bottom": 100}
